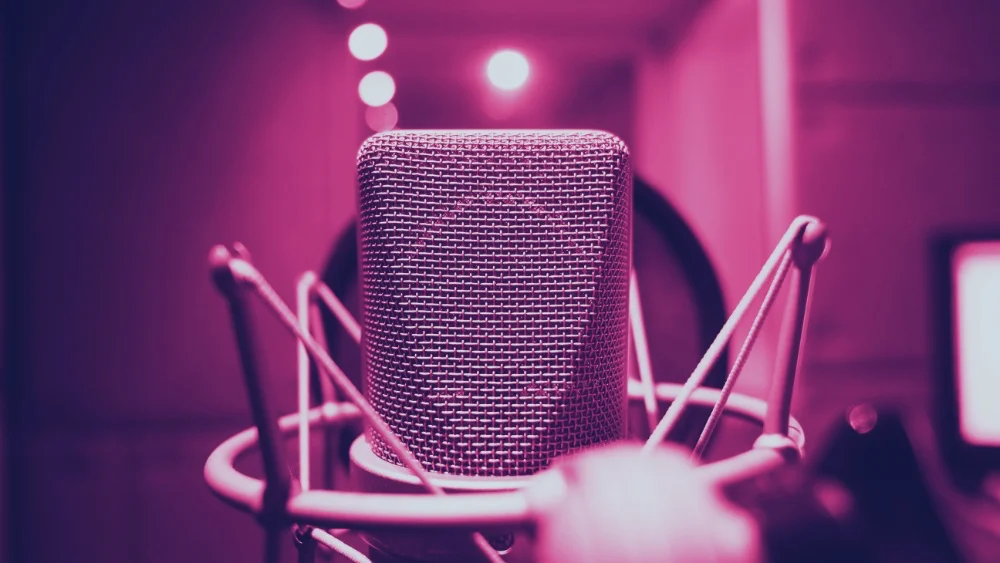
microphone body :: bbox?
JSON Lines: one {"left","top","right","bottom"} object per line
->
{"left": 352, "top": 130, "right": 633, "bottom": 560}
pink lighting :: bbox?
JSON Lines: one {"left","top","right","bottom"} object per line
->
{"left": 365, "top": 102, "right": 399, "bottom": 132}
{"left": 337, "top": 0, "right": 367, "bottom": 9}
{"left": 348, "top": 23, "right": 388, "bottom": 62}
{"left": 358, "top": 71, "right": 396, "bottom": 107}
{"left": 486, "top": 49, "right": 530, "bottom": 91}
{"left": 953, "top": 242, "right": 1000, "bottom": 446}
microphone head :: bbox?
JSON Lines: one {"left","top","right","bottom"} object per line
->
{"left": 356, "top": 130, "right": 632, "bottom": 478}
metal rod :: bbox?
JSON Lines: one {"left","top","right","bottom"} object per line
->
{"left": 315, "top": 281, "right": 362, "bottom": 345}
{"left": 692, "top": 253, "right": 793, "bottom": 459}
{"left": 641, "top": 216, "right": 816, "bottom": 454}
{"left": 210, "top": 245, "right": 292, "bottom": 538}
{"left": 306, "top": 298, "right": 342, "bottom": 492}
{"left": 764, "top": 222, "right": 828, "bottom": 435}
{"left": 629, "top": 270, "right": 659, "bottom": 434}
{"left": 266, "top": 528, "right": 283, "bottom": 563}
{"left": 296, "top": 272, "right": 318, "bottom": 492}
{"left": 218, "top": 254, "right": 505, "bottom": 563}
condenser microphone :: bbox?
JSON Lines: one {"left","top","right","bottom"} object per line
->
{"left": 348, "top": 130, "right": 633, "bottom": 561}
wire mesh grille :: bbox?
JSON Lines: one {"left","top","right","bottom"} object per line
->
{"left": 357, "top": 130, "right": 631, "bottom": 477}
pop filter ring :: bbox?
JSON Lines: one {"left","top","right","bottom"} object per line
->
{"left": 204, "top": 381, "right": 804, "bottom": 532}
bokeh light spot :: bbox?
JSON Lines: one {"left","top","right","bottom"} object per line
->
{"left": 348, "top": 23, "right": 388, "bottom": 61}
{"left": 365, "top": 102, "right": 399, "bottom": 132}
{"left": 847, "top": 404, "right": 878, "bottom": 434}
{"left": 337, "top": 0, "right": 366, "bottom": 9}
{"left": 486, "top": 49, "right": 530, "bottom": 91}
{"left": 358, "top": 71, "right": 395, "bottom": 107}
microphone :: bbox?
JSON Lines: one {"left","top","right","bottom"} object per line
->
{"left": 203, "top": 130, "right": 828, "bottom": 563}
{"left": 349, "top": 130, "right": 633, "bottom": 561}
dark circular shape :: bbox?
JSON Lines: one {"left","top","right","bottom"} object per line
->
{"left": 487, "top": 532, "right": 515, "bottom": 553}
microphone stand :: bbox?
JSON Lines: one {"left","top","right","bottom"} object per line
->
{"left": 293, "top": 526, "right": 318, "bottom": 563}
{"left": 210, "top": 244, "right": 294, "bottom": 563}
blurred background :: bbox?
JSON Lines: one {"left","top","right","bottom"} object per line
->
{"left": 4, "top": 0, "right": 1000, "bottom": 561}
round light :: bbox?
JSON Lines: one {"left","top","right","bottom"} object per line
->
{"left": 358, "top": 71, "right": 395, "bottom": 107}
{"left": 365, "top": 102, "right": 399, "bottom": 132}
{"left": 847, "top": 404, "right": 878, "bottom": 434}
{"left": 486, "top": 49, "right": 530, "bottom": 91}
{"left": 337, "top": 0, "right": 366, "bottom": 9}
{"left": 348, "top": 23, "right": 388, "bottom": 61}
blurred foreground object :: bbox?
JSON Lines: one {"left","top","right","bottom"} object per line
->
{"left": 529, "top": 443, "right": 763, "bottom": 563}
{"left": 732, "top": 404, "right": 963, "bottom": 562}
{"left": 531, "top": 404, "right": 966, "bottom": 563}
{"left": 813, "top": 404, "right": 963, "bottom": 562}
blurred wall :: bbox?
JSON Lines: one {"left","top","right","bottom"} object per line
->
{"left": 634, "top": 0, "right": 777, "bottom": 398}
{"left": 789, "top": 0, "right": 1000, "bottom": 430}
{"left": 635, "top": 0, "right": 1000, "bottom": 440}
{"left": 383, "top": 31, "right": 637, "bottom": 146}
{"left": 3, "top": 2, "right": 361, "bottom": 561}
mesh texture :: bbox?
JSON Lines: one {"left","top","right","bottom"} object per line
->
{"left": 357, "top": 130, "right": 631, "bottom": 477}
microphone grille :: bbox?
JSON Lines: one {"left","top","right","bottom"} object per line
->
{"left": 357, "top": 130, "right": 631, "bottom": 477}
